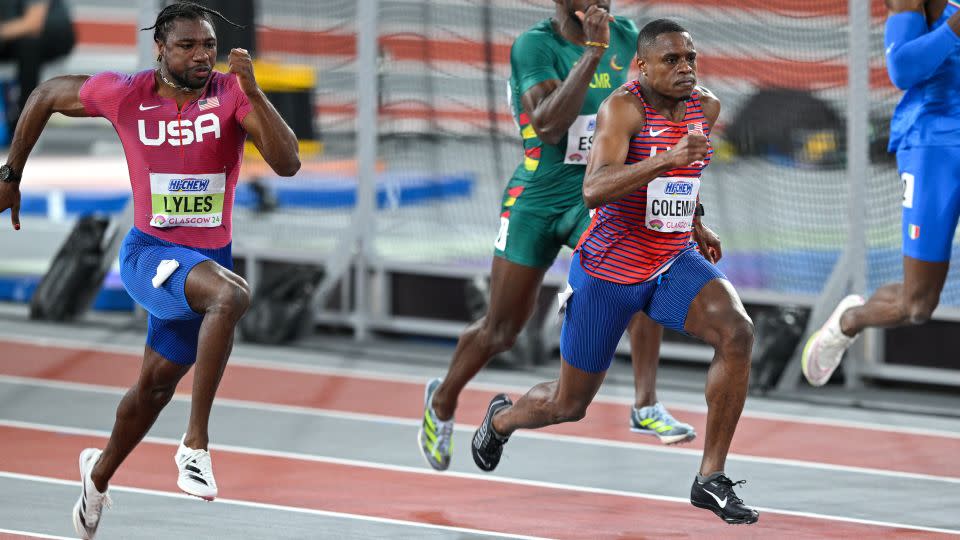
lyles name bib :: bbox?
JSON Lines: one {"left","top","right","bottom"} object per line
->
{"left": 645, "top": 177, "right": 701, "bottom": 232}
{"left": 149, "top": 171, "right": 226, "bottom": 228}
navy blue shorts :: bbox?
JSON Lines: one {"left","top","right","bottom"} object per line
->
{"left": 898, "top": 145, "right": 960, "bottom": 262}
{"left": 559, "top": 249, "right": 725, "bottom": 373}
{"left": 119, "top": 227, "right": 233, "bottom": 365}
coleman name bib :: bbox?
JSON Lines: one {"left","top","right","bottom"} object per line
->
{"left": 645, "top": 177, "right": 701, "bottom": 232}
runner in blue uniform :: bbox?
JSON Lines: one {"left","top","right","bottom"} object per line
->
{"left": 803, "top": 0, "right": 960, "bottom": 385}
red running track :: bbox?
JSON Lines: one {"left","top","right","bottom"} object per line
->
{"left": 0, "top": 425, "right": 950, "bottom": 540}
{"left": 0, "top": 340, "right": 957, "bottom": 479}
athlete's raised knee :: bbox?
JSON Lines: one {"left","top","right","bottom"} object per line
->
{"left": 479, "top": 317, "right": 523, "bottom": 353}
{"left": 208, "top": 278, "right": 251, "bottom": 320}
{"left": 136, "top": 381, "right": 177, "bottom": 410}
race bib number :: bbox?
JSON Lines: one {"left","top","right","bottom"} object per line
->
{"left": 149, "top": 172, "right": 226, "bottom": 228}
{"left": 645, "top": 177, "right": 701, "bottom": 233}
{"left": 901, "top": 172, "right": 914, "bottom": 209}
{"left": 564, "top": 114, "right": 597, "bottom": 165}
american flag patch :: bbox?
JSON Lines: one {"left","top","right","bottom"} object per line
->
{"left": 688, "top": 122, "right": 704, "bottom": 135}
{"left": 198, "top": 96, "right": 220, "bottom": 111}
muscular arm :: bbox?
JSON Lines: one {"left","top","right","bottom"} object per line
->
{"left": 0, "top": 75, "right": 88, "bottom": 229}
{"left": 241, "top": 90, "right": 301, "bottom": 177}
{"left": 229, "top": 48, "right": 300, "bottom": 177}
{"left": 581, "top": 90, "right": 666, "bottom": 208}
{"left": 583, "top": 86, "right": 720, "bottom": 210}
{"left": 521, "top": 46, "right": 606, "bottom": 145}
{"left": 5, "top": 75, "right": 90, "bottom": 175}
{"left": 884, "top": 0, "right": 960, "bottom": 90}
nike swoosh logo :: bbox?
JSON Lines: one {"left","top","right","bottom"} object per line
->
{"left": 139, "top": 104, "right": 161, "bottom": 111}
{"left": 703, "top": 487, "right": 727, "bottom": 508}
{"left": 649, "top": 127, "right": 669, "bottom": 137}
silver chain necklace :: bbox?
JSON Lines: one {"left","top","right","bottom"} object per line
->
{"left": 156, "top": 67, "right": 196, "bottom": 93}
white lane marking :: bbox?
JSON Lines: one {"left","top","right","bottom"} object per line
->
{"left": 2, "top": 377, "right": 959, "bottom": 485}
{"left": 3, "top": 333, "right": 959, "bottom": 440}
{"left": 0, "top": 472, "right": 548, "bottom": 540}
{"left": 0, "top": 528, "right": 77, "bottom": 540}
{"left": 2, "top": 419, "right": 960, "bottom": 535}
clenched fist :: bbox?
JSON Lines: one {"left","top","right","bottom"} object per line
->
{"left": 693, "top": 220, "right": 722, "bottom": 263}
{"left": 575, "top": 5, "right": 615, "bottom": 47}
{"left": 665, "top": 133, "right": 709, "bottom": 169}
{"left": 228, "top": 48, "right": 259, "bottom": 96}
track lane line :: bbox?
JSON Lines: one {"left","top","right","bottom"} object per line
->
{"left": 4, "top": 334, "right": 958, "bottom": 439}
{"left": 3, "top": 376, "right": 960, "bottom": 486}
{"left": 0, "top": 472, "right": 547, "bottom": 540}
{"left": 0, "top": 421, "right": 957, "bottom": 538}
{"left": 0, "top": 529, "right": 77, "bottom": 540}
{"left": 0, "top": 333, "right": 960, "bottom": 440}
{"left": 1, "top": 341, "right": 958, "bottom": 479}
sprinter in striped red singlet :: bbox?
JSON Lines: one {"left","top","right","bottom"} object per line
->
{"left": 470, "top": 19, "right": 759, "bottom": 526}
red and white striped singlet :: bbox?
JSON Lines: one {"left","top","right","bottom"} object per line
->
{"left": 576, "top": 80, "right": 712, "bottom": 284}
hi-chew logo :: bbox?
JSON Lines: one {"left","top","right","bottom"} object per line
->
{"left": 168, "top": 178, "right": 211, "bottom": 192}
{"left": 664, "top": 181, "right": 693, "bottom": 195}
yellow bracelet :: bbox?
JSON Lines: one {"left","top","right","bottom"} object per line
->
{"left": 584, "top": 40, "right": 609, "bottom": 49}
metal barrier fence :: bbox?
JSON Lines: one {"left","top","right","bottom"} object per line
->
{"left": 78, "top": 0, "right": 959, "bottom": 388}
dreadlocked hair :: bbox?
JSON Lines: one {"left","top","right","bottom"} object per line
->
{"left": 140, "top": 1, "right": 244, "bottom": 44}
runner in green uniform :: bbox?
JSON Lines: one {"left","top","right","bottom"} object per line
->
{"left": 418, "top": 1, "right": 702, "bottom": 472}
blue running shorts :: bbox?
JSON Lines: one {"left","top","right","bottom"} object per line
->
{"left": 119, "top": 227, "right": 233, "bottom": 365}
{"left": 899, "top": 145, "right": 960, "bottom": 262}
{"left": 559, "top": 248, "right": 725, "bottom": 373}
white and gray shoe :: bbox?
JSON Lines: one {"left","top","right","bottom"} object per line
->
{"left": 418, "top": 377, "right": 455, "bottom": 471}
{"left": 801, "top": 294, "right": 866, "bottom": 386}
{"left": 72, "top": 448, "right": 111, "bottom": 539}
{"left": 175, "top": 435, "right": 218, "bottom": 501}
{"left": 630, "top": 402, "right": 697, "bottom": 445}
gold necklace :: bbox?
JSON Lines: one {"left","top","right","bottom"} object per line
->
{"left": 156, "top": 68, "right": 196, "bottom": 93}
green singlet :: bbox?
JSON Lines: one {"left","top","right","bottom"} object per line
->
{"left": 494, "top": 16, "right": 639, "bottom": 268}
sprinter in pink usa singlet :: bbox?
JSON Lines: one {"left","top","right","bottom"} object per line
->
{"left": 80, "top": 68, "right": 250, "bottom": 248}
{"left": 0, "top": 4, "right": 301, "bottom": 537}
